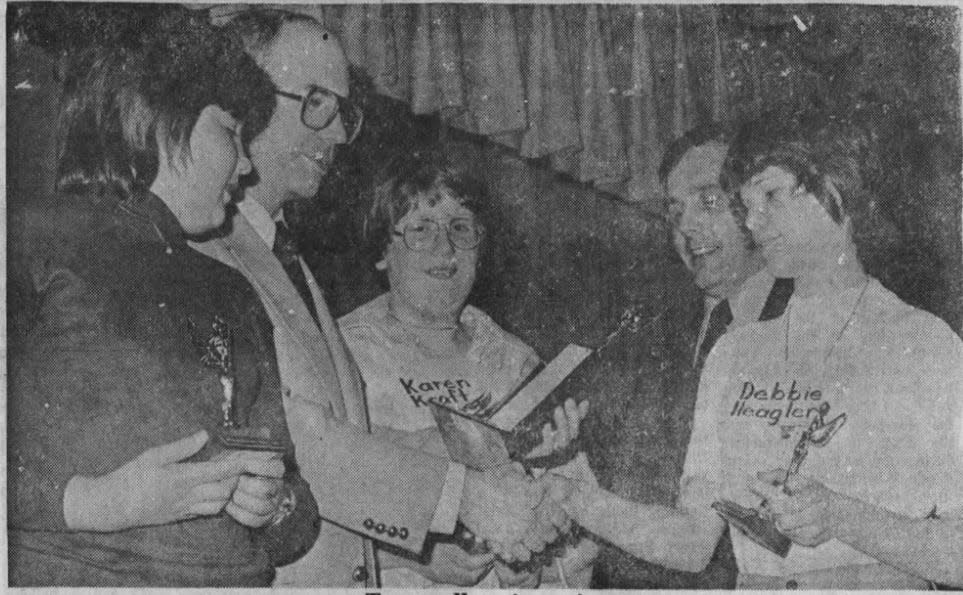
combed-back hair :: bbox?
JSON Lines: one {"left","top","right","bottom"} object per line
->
{"left": 658, "top": 121, "right": 733, "bottom": 187}
{"left": 363, "top": 150, "right": 492, "bottom": 256}
{"left": 659, "top": 122, "right": 753, "bottom": 235}
{"left": 56, "top": 6, "right": 276, "bottom": 198}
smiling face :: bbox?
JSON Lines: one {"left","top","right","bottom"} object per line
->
{"left": 151, "top": 105, "right": 251, "bottom": 235}
{"left": 246, "top": 20, "right": 348, "bottom": 216}
{"left": 186, "top": 107, "right": 251, "bottom": 233}
{"left": 665, "top": 142, "right": 760, "bottom": 298}
{"left": 383, "top": 193, "right": 479, "bottom": 327}
{"left": 742, "top": 165, "right": 848, "bottom": 279}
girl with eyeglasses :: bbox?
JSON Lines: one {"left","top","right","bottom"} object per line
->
{"left": 336, "top": 152, "right": 597, "bottom": 588}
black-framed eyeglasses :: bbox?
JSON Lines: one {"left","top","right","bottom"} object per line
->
{"left": 393, "top": 218, "right": 485, "bottom": 252}
{"left": 275, "top": 85, "right": 364, "bottom": 144}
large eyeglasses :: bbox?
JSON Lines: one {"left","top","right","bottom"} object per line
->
{"left": 393, "top": 218, "right": 485, "bottom": 252}
{"left": 275, "top": 85, "right": 364, "bottom": 144}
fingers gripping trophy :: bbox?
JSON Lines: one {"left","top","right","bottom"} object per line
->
{"left": 712, "top": 402, "right": 847, "bottom": 557}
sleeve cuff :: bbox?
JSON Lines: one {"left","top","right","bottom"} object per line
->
{"left": 549, "top": 451, "right": 598, "bottom": 488}
{"left": 429, "top": 461, "right": 466, "bottom": 534}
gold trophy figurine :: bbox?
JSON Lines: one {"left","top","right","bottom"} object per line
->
{"left": 712, "top": 402, "right": 847, "bottom": 558}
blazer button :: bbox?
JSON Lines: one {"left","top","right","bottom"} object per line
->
{"left": 785, "top": 579, "right": 799, "bottom": 589}
{"left": 398, "top": 527, "right": 409, "bottom": 540}
{"left": 352, "top": 565, "right": 368, "bottom": 582}
{"left": 375, "top": 522, "right": 386, "bottom": 534}
{"left": 387, "top": 526, "right": 398, "bottom": 537}
{"left": 363, "top": 518, "right": 374, "bottom": 530}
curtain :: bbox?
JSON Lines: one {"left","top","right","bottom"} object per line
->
{"left": 293, "top": 3, "right": 734, "bottom": 212}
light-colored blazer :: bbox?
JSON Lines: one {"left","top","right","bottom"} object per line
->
{"left": 191, "top": 213, "right": 452, "bottom": 586}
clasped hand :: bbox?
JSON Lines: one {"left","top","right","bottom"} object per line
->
{"left": 749, "top": 468, "right": 847, "bottom": 547}
{"left": 459, "top": 464, "right": 570, "bottom": 563}
{"left": 64, "top": 430, "right": 285, "bottom": 531}
{"left": 457, "top": 398, "right": 589, "bottom": 562}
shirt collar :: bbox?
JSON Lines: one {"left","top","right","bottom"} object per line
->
{"left": 236, "top": 197, "right": 278, "bottom": 247}
{"left": 115, "top": 191, "right": 188, "bottom": 250}
{"left": 729, "top": 269, "right": 776, "bottom": 326}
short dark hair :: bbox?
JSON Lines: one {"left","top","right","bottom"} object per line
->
{"left": 56, "top": 6, "right": 276, "bottom": 197}
{"left": 659, "top": 122, "right": 753, "bottom": 237}
{"left": 658, "top": 121, "right": 732, "bottom": 187}
{"left": 364, "top": 151, "right": 491, "bottom": 256}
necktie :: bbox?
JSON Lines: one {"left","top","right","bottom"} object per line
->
{"left": 759, "top": 277, "right": 795, "bottom": 321}
{"left": 273, "top": 221, "right": 319, "bottom": 323}
{"left": 696, "top": 298, "right": 732, "bottom": 371}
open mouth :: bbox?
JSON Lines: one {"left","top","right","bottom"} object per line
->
{"left": 425, "top": 264, "right": 458, "bottom": 279}
{"left": 689, "top": 244, "right": 720, "bottom": 258}
{"left": 295, "top": 149, "right": 332, "bottom": 173}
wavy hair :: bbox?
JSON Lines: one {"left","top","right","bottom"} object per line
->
{"left": 363, "top": 150, "right": 492, "bottom": 257}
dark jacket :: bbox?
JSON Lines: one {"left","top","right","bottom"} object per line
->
{"left": 8, "top": 191, "right": 319, "bottom": 587}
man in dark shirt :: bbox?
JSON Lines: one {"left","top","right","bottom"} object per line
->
{"left": 584, "top": 123, "right": 792, "bottom": 588}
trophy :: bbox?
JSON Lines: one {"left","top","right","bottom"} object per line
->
{"left": 189, "top": 315, "right": 286, "bottom": 453}
{"left": 712, "top": 401, "right": 847, "bottom": 557}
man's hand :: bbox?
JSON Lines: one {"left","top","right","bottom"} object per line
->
{"left": 64, "top": 430, "right": 284, "bottom": 531}
{"left": 526, "top": 398, "right": 589, "bottom": 459}
{"left": 416, "top": 542, "right": 495, "bottom": 586}
{"left": 459, "top": 464, "right": 567, "bottom": 562}
{"left": 541, "top": 472, "right": 579, "bottom": 515}
{"left": 749, "top": 469, "right": 847, "bottom": 547}
{"left": 225, "top": 473, "right": 285, "bottom": 528}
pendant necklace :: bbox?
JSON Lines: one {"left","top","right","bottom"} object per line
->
{"left": 784, "top": 278, "right": 870, "bottom": 364}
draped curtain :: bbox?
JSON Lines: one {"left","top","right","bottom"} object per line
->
{"left": 287, "top": 4, "right": 743, "bottom": 211}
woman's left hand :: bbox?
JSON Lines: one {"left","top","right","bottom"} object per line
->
{"left": 749, "top": 469, "right": 847, "bottom": 547}
{"left": 526, "top": 398, "right": 589, "bottom": 459}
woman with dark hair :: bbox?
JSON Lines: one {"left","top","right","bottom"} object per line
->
{"left": 337, "top": 153, "right": 597, "bottom": 588}
{"left": 8, "top": 7, "right": 318, "bottom": 586}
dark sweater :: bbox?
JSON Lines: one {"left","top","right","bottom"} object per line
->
{"left": 8, "top": 191, "right": 317, "bottom": 587}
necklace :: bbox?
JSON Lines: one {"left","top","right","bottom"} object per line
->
{"left": 784, "top": 278, "right": 870, "bottom": 363}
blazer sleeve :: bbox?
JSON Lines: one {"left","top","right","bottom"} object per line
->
{"left": 282, "top": 393, "right": 452, "bottom": 553}
{"left": 240, "top": 312, "right": 323, "bottom": 567}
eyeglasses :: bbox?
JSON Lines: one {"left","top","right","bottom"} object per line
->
{"left": 275, "top": 85, "right": 364, "bottom": 144}
{"left": 393, "top": 218, "right": 484, "bottom": 252}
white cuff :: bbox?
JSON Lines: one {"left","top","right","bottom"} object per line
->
{"left": 429, "top": 461, "right": 466, "bottom": 534}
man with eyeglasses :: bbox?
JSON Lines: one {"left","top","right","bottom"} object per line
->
{"left": 192, "top": 8, "right": 567, "bottom": 588}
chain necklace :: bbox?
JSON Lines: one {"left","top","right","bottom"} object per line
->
{"left": 783, "top": 278, "right": 870, "bottom": 363}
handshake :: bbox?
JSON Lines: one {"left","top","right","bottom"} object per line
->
{"left": 457, "top": 461, "right": 586, "bottom": 563}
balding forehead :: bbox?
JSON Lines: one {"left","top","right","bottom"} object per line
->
{"left": 261, "top": 20, "right": 349, "bottom": 96}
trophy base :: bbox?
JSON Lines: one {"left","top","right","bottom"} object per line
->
{"left": 712, "top": 499, "right": 792, "bottom": 558}
{"left": 217, "top": 428, "right": 286, "bottom": 453}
